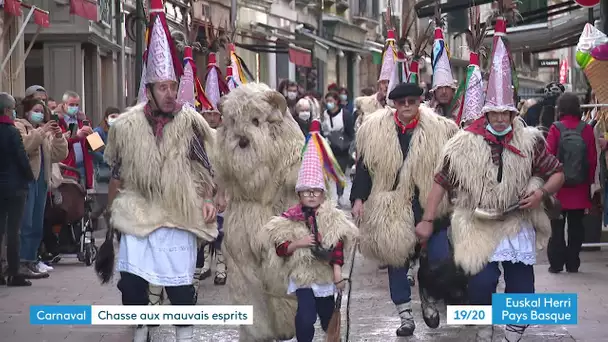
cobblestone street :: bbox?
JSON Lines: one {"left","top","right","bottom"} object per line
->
{"left": 1, "top": 243, "right": 608, "bottom": 341}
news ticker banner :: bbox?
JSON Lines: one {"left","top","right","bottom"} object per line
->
{"left": 447, "top": 293, "right": 577, "bottom": 325}
{"left": 30, "top": 305, "right": 253, "bottom": 325}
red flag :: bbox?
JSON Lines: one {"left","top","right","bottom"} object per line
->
{"left": 3, "top": 0, "right": 23, "bottom": 16}
{"left": 70, "top": 0, "right": 98, "bottom": 21}
{"left": 33, "top": 9, "right": 50, "bottom": 28}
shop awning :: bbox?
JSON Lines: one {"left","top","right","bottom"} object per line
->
{"left": 483, "top": 5, "right": 599, "bottom": 53}
{"left": 295, "top": 28, "right": 370, "bottom": 56}
{"left": 288, "top": 44, "right": 312, "bottom": 68}
{"left": 233, "top": 39, "right": 313, "bottom": 67}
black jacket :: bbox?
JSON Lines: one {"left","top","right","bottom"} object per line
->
{"left": 0, "top": 120, "right": 34, "bottom": 194}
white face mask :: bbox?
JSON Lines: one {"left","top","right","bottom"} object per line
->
{"left": 287, "top": 92, "right": 297, "bottom": 100}
{"left": 107, "top": 117, "right": 117, "bottom": 126}
{"left": 298, "top": 111, "right": 311, "bottom": 121}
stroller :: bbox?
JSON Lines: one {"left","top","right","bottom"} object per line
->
{"left": 43, "top": 163, "right": 98, "bottom": 266}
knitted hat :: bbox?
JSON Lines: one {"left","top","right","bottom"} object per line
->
{"left": 295, "top": 120, "right": 345, "bottom": 192}
{"left": 481, "top": 37, "right": 517, "bottom": 114}
{"left": 378, "top": 29, "right": 397, "bottom": 82}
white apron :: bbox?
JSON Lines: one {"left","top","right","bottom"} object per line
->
{"left": 117, "top": 227, "right": 197, "bottom": 286}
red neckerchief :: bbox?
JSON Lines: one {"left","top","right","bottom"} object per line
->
{"left": 465, "top": 117, "right": 524, "bottom": 157}
{"left": 0, "top": 115, "right": 15, "bottom": 126}
{"left": 281, "top": 204, "right": 322, "bottom": 240}
{"left": 144, "top": 102, "right": 182, "bottom": 138}
{"left": 394, "top": 111, "right": 419, "bottom": 134}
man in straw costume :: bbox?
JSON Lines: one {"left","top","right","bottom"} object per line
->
{"left": 416, "top": 29, "right": 565, "bottom": 342}
{"left": 351, "top": 80, "right": 458, "bottom": 336}
{"left": 102, "top": 0, "right": 218, "bottom": 340}
{"left": 428, "top": 5, "right": 458, "bottom": 119}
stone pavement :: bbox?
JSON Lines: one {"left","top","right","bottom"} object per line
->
{"left": 1, "top": 247, "right": 608, "bottom": 342}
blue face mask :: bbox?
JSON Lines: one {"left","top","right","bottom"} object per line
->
{"left": 12, "top": 110, "right": 16, "bottom": 119}
{"left": 30, "top": 111, "right": 44, "bottom": 123}
{"left": 326, "top": 103, "right": 336, "bottom": 111}
{"left": 339, "top": 94, "right": 348, "bottom": 101}
{"left": 67, "top": 106, "right": 79, "bottom": 116}
{"left": 486, "top": 124, "right": 512, "bottom": 136}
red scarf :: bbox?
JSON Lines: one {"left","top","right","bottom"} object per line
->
{"left": 0, "top": 115, "right": 15, "bottom": 126}
{"left": 394, "top": 111, "right": 419, "bottom": 134}
{"left": 144, "top": 102, "right": 183, "bottom": 138}
{"left": 465, "top": 117, "right": 524, "bottom": 157}
{"left": 281, "top": 204, "right": 323, "bottom": 240}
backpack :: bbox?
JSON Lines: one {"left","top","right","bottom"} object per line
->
{"left": 555, "top": 121, "right": 589, "bottom": 186}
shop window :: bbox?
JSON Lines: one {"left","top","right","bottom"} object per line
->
{"left": 447, "top": 8, "right": 468, "bottom": 34}
{"left": 518, "top": 0, "right": 548, "bottom": 24}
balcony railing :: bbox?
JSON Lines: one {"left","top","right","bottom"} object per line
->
{"left": 99, "top": 0, "right": 112, "bottom": 26}
{"left": 351, "top": 0, "right": 379, "bottom": 20}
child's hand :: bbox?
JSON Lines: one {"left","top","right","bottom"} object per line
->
{"left": 295, "top": 234, "right": 316, "bottom": 248}
{"left": 334, "top": 277, "right": 346, "bottom": 292}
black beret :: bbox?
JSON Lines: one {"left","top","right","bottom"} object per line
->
{"left": 388, "top": 82, "right": 424, "bottom": 100}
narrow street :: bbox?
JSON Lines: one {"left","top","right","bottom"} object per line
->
{"left": 1, "top": 243, "right": 608, "bottom": 341}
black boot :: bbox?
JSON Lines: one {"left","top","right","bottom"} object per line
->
{"left": 7, "top": 274, "right": 32, "bottom": 286}
{"left": 0, "top": 275, "right": 5, "bottom": 286}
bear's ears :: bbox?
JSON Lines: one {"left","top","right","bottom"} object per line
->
{"left": 265, "top": 90, "right": 288, "bottom": 123}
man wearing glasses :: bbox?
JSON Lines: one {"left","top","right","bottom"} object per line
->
{"left": 350, "top": 82, "right": 458, "bottom": 336}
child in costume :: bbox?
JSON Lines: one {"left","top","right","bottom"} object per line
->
{"left": 263, "top": 120, "right": 358, "bottom": 342}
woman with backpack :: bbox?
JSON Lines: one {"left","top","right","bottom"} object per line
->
{"left": 545, "top": 92, "right": 598, "bottom": 274}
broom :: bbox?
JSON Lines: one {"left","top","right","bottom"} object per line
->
{"left": 326, "top": 291, "right": 342, "bottom": 342}
{"left": 94, "top": 211, "right": 115, "bottom": 284}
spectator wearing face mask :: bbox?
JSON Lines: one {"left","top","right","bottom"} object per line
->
{"left": 14, "top": 98, "right": 68, "bottom": 278}
{"left": 294, "top": 98, "right": 315, "bottom": 135}
{"left": 280, "top": 80, "right": 300, "bottom": 115}
{"left": 90, "top": 106, "right": 121, "bottom": 231}
{"left": 55, "top": 90, "right": 94, "bottom": 190}
{"left": 321, "top": 91, "right": 355, "bottom": 207}
{"left": 338, "top": 87, "right": 354, "bottom": 115}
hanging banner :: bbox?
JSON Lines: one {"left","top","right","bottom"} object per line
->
{"left": 559, "top": 59, "right": 569, "bottom": 84}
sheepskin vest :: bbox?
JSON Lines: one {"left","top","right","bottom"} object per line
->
{"left": 104, "top": 104, "right": 217, "bottom": 242}
{"left": 263, "top": 202, "right": 358, "bottom": 287}
{"left": 356, "top": 104, "right": 459, "bottom": 267}
{"left": 441, "top": 119, "right": 551, "bottom": 275}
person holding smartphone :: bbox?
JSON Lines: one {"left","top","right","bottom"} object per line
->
{"left": 55, "top": 90, "right": 94, "bottom": 189}
{"left": 14, "top": 98, "right": 68, "bottom": 278}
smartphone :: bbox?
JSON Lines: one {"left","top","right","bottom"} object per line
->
{"left": 51, "top": 113, "right": 59, "bottom": 122}
{"left": 68, "top": 123, "right": 77, "bottom": 136}
{"left": 83, "top": 120, "right": 90, "bottom": 126}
